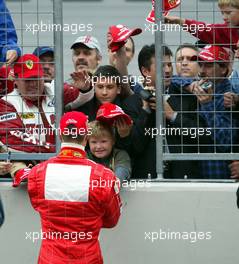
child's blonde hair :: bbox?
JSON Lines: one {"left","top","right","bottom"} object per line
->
{"left": 218, "top": 0, "right": 239, "bottom": 9}
{"left": 88, "top": 120, "right": 115, "bottom": 140}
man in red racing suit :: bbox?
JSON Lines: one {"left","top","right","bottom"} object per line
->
{"left": 28, "top": 111, "right": 122, "bottom": 264}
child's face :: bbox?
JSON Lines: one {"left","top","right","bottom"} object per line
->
{"left": 220, "top": 6, "right": 239, "bottom": 26}
{"left": 94, "top": 78, "right": 121, "bottom": 104}
{"left": 88, "top": 133, "right": 114, "bottom": 159}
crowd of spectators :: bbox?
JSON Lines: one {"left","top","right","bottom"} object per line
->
{"left": 1, "top": 0, "right": 239, "bottom": 182}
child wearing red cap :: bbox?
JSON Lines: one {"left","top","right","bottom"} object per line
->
{"left": 165, "top": 0, "right": 239, "bottom": 52}
{"left": 87, "top": 120, "right": 131, "bottom": 183}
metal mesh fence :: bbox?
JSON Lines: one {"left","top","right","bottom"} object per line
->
{"left": 0, "top": 0, "right": 239, "bottom": 180}
{"left": 0, "top": 0, "right": 62, "bottom": 161}
{"left": 154, "top": 0, "right": 239, "bottom": 179}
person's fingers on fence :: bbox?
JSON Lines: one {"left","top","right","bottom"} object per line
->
{"left": 0, "top": 162, "right": 12, "bottom": 176}
{"left": 229, "top": 161, "right": 239, "bottom": 179}
{"left": 224, "top": 92, "right": 235, "bottom": 108}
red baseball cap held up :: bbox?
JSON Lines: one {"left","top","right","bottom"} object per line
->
{"left": 146, "top": 0, "right": 181, "bottom": 23}
{"left": 14, "top": 54, "right": 43, "bottom": 79}
{"left": 0, "top": 66, "right": 14, "bottom": 94}
{"left": 198, "top": 45, "right": 230, "bottom": 62}
{"left": 96, "top": 103, "right": 132, "bottom": 125}
{"left": 12, "top": 167, "right": 31, "bottom": 188}
{"left": 60, "top": 111, "right": 88, "bottom": 136}
{"left": 109, "top": 24, "right": 142, "bottom": 52}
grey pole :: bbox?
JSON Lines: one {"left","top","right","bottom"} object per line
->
{"left": 155, "top": 0, "right": 164, "bottom": 179}
{"left": 53, "top": 0, "right": 63, "bottom": 154}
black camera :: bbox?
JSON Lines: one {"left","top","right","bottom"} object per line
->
{"left": 139, "top": 89, "right": 155, "bottom": 102}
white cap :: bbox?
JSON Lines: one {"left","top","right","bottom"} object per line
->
{"left": 71, "top": 36, "right": 102, "bottom": 55}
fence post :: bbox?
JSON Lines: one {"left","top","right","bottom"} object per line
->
{"left": 155, "top": 0, "right": 164, "bottom": 179}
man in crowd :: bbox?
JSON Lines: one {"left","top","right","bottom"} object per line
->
{"left": 171, "top": 43, "right": 200, "bottom": 89}
{"left": 190, "top": 45, "right": 236, "bottom": 179}
{"left": 32, "top": 44, "right": 94, "bottom": 110}
{"left": 0, "top": 54, "right": 54, "bottom": 180}
{"left": 0, "top": 54, "right": 94, "bottom": 181}
{"left": 0, "top": 54, "right": 55, "bottom": 154}
{"left": 163, "top": 45, "right": 201, "bottom": 179}
{"left": 66, "top": 35, "right": 132, "bottom": 113}
{"left": 64, "top": 36, "right": 102, "bottom": 111}
{"left": 33, "top": 46, "right": 55, "bottom": 83}
{"left": 121, "top": 44, "right": 157, "bottom": 178}
{"left": 175, "top": 43, "right": 200, "bottom": 78}
{"left": 28, "top": 111, "right": 121, "bottom": 264}
{"left": 169, "top": 44, "right": 238, "bottom": 179}
{"left": 122, "top": 43, "right": 200, "bottom": 179}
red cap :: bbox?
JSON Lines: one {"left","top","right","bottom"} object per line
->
{"left": 146, "top": 0, "right": 181, "bottom": 23}
{"left": 60, "top": 111, "right": 88, "bottom": 136}
{"left": 146, "top": 9, "right": 156, "bottom": 24}
{"left": 96, "top": 103, "right": 132, "bottom": 125}
{"left": 164, "top": 0, "right": 180, "bottom": 11}
{"left": 198, "top": 45, "right": 230, "bottom": 62}
{"left": 12, "top": 168, "right": 31, "bottom": 188}
{"left": 109, "top": 24, "right": 142, "bottom": 52}
{"left": 109, "top": 41, "right": 127, "bottom": 53}
{"left": 0, "top": 66, "right": 14, "bottom": 94}
{"left": 14, "top": 54, "right": 43, "bottom": 79}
